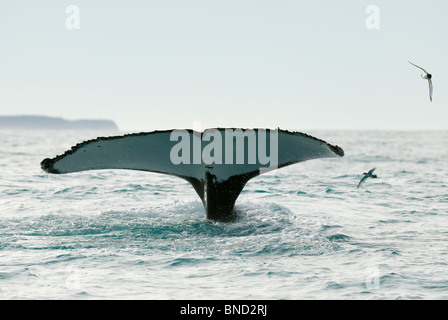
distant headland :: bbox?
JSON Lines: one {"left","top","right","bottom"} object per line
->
{"left": 0, "top": 115, "right": 119, "bottom": 131}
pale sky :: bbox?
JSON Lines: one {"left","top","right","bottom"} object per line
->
{"left": 1, "top": 0, "right": 447, "bottom": 131}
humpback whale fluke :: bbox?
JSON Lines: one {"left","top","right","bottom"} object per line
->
{"left": 41, "top": 128, "right": 344, "bottom": 222}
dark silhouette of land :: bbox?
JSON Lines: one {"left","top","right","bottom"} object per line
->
{"left": 0, "top": 115, "right": 119, "bottom": 130}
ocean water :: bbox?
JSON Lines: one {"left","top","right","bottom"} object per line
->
{"left": 0, "top": 129, "right": 447, "bottom": 300}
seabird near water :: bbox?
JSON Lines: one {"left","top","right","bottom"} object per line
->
{"left": 357, "top": 168, "right": 377, "bottom": 189}
{"left": 409, "top": 61, "right": 433, "bottom": 102}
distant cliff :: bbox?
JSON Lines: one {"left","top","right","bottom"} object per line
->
{"left": 0, "top": 115, "right": 119, "bottom": 131}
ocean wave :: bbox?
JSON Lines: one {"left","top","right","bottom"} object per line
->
{"left": 0, "top": 199, "right": 349, "bottom": 259}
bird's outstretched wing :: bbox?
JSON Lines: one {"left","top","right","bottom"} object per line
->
{"left": 368, "top": 167, "right": 376, "bottom": 175}
{"left": 428, "top": 78, "right": 433, "bottom": 102}
{"left": 409, "top": 61, "right": 428, "bottom": 73}
{"left": 357, "top": 175, "right": 368, "bottom": 189}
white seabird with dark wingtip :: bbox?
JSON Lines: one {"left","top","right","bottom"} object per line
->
{"left": 357, "top": 167, "right": 377, "bottom": 189}
{"left": 409, "top": 61, "right": 433, "bottom": 102}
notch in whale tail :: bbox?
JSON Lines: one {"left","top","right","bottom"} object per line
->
{"left": 41, "top": 128, "right": 344, "bottom": 222}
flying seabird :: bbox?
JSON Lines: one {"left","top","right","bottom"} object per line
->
{"left": 409, "top": 61, "right": 433, "bottom": 102}
{"left": 357, "top": 167, "right": 377, "bottom": 189}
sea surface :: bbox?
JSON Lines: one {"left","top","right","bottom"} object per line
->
{"left": 0, "top": 129, "right": 447, "bottom": 299}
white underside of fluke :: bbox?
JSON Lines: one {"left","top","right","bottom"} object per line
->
{"left": 43, "top": 129, "right": 343, "bottom": 183}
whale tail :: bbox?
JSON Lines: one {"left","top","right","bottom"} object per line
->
{"left": 41, "top": 128, "right": 344, "bottom": 222}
